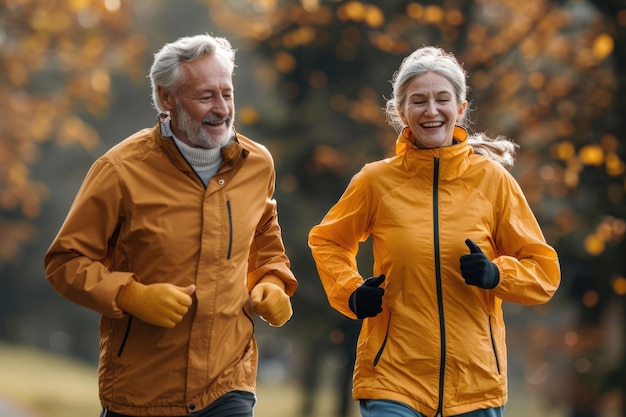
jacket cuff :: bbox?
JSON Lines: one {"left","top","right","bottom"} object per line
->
{"left": 256, "top": 274, "right": 286, "bottom": 292}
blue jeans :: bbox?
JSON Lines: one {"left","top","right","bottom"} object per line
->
{"left": 359, "top": 399, "right": 504, "bottom": 417}
{"left": 100, "top": 390, "right": 256, "bottom": 417}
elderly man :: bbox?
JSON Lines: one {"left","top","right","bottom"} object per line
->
{"left": 44, "top": 34, "right": 297, "bottom": 417}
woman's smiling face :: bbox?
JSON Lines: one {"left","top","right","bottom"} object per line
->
{"left": 398, "top": 71, "right": 467, "bottom": 149}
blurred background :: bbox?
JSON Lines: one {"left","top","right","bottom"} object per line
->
{"left": 1, "top": 0, "right": 625, "bottom": 416}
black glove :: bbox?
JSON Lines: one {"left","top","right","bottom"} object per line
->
{"left": 460, "top": 239, "right": 500, "bottom": 289}
{"left": 349, "top": 274, "right": 385, "bottom": 319}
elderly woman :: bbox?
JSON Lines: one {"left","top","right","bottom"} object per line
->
{"left": 308, "top": 46, "right": 560, "bottom": 417}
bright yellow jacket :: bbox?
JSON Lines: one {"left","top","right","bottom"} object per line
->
{"left": 308, "top": 128, "right": 560, "bottom": 416}
{"left": 45, "top": 118, "right": 297, "bottom": 416}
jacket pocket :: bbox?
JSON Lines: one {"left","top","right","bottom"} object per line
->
{"left": 242, "top": 306, "right": 255, "bottom": 354}
{"left": 242, "top": 305, "right": 254, "bottom": 327}
{"left": 373, "top": 313, "right": 392, "bottom": 366}
{"left": 489, "top": 317, "right": 501, "bottom": 374}
{"left": 116, "top": 316, "right": 133, "bottom": 358}
{"left": 226, "top": 200, "right": 233, "bottom": 260}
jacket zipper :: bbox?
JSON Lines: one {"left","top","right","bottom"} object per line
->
{"left": 226, "top": 200, "right": 233, "bottom": 260}
{"left": 433, "top": 157, "right": 446, "bottom": 417}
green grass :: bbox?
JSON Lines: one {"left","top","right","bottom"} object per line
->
{"left": 0, "top": 342, "right": 355, "bottom": 417}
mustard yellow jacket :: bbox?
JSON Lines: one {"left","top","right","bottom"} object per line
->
{"left": 45, "top": 119, "right": 297, "bottom": 416}
{"left": 309, "top": 128, "right": 560, "bottom": 416}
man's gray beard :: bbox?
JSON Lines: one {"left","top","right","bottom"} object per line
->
{"left": 176, "top": 102, "right": 234, "bottom": 149}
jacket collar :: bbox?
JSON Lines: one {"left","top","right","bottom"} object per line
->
{"left": 396, "top": 125, "right": 472, "bottom": 181}
{"left": 395, "top": 125, "right": 468, "bottom": 155}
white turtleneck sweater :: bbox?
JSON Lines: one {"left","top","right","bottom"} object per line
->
{"left": 172, "top": 135, "right": 223, "bottom": 186}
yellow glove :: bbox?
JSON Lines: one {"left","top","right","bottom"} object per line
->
{"left": 117, "top": 280, "right": 195, "bottom": 328}
{"left": 250, "top": 275, "right": 292, "bottom": 327}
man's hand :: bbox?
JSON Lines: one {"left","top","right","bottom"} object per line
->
{"left": 460, "top": 239, "right": 500, "bottom": 289}
{"left": 349, "top": 274, "right": 385, "bottom": 319}
{"left": 116, "top": 280, "right": 195, "bottom": 328}
{"left": 251, "top": 275, "right": 292, "bottom": 327}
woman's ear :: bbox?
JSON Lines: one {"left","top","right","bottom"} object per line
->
{"left": 397, "top": 106, "right": 408, "bottom": 126}
{"left": 456, "top": 101, "right": 468, "bottom": 124}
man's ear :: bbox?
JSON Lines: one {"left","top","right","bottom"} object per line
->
{"left": 157, "top": 86, "right": 174, "bottom": 112}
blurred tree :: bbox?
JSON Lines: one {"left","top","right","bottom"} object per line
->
{"left": 557, "top": 0, "right": 626, "bottom": 414}
{"left": 0, "top": 0, "right": 149, "bottom": 264}
{"left": 1, "top": 0, "right": 624, "bottom": 414}
{"left": 0, "top": 0, "right": 149, "bottom": 348}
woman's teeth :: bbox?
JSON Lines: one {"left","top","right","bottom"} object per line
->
{"left": 422, "top": 122, "right": 443, "bottom": 128}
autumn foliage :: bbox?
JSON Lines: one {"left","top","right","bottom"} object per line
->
{"left": 1, "top": 0, "right": 625, "bottom": 414}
